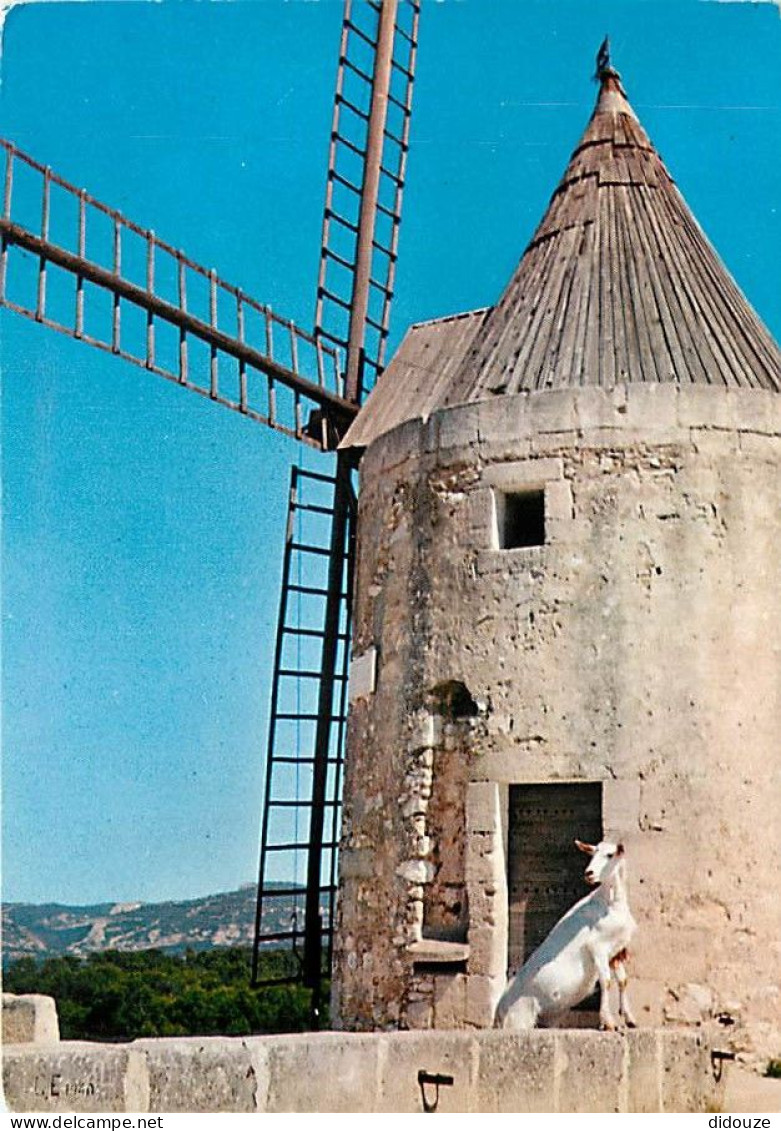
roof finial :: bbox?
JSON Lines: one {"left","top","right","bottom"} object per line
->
{"left": 595, "top": 35, "right": 620, "bottom": 83}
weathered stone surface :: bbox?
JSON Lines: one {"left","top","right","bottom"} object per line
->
{"left": 661, "top": 1029, "right": 711, "bottom": 1113}
{"left": 333, "top": 384, "right": 781, "bottom": 1059}
{"left": 555, "top": 1030, "right": 625, "bottom": 1113}
{"left": 259, "top": 1032, "right": 380, "bottom": 1113}
{"left": 475, "top": 1030, "right": 556, "bottom": 1112}
{"left": 3, "top": 994, "right": 60, "bottom": 1045}
{"left": 1, "top": 1029, "right": 722, "bottom": 1113}
{"left": 3, "top": 1044, "right": 148, "bottom": 1113}
{"left": 625, "top": 1028, "right": 663, "bottom": 1113}
{"left": 134, "top": 1037, "right": 258, "bottom": 1113}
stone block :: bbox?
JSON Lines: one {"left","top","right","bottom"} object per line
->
{"left": 376, "top": 1030, "right": 478, "bottom": 1113}
{"left": 734, "top": 389, "right": 777, "bottom": 435}
{"left": 482, "top": 456, "right": 563, "bottom": 490}
{"left": 475, "top": 1030, "right": 556, "bottom": 1113}
{"left": 738, "top": 430, "right": 780, "bottom": 464}
{"left": 466, "top": 486, "right": 496, "bottom": 546}
{"left": 661, "top": 1029, "right": 710, "bottom": 1112}
{"left": 465, "top": 975, "right": 503, "bottom": 1028}
{"left": 528, "top": 389, "right": 579, "bottom": 434}
{"left": 677, "top": 386, "right": 737, "bottom": 430}
{"left": 625, "top": 1028, "right": 663, "bottom": 1113}
{"left": 371, "top": 417, "right": 423, "bottom": 473}
{"left": 531, "top": 429, "right": 580, "bottom": 455}
{"left": 575, "top": 385, "right": 629, "bottom": 430}
{"left": 689, "top": 428, "right": 740, "bottom": 459}
{"left": 3, "top": 1043, "right": 148, "bottom": 1113}
{"left": 466, "top": 780, "right": 500, "bottom": 835}
{"left": 625, "top": 383, "right": 679, "bottom": 432}
{"left": 437, "top": 404, "right": 480, "bottom": 456}
{"left": 260, "top": 1032, "right": 380, "bottom": 1113}
{"left": 135, "top": 1037, "right": 258, "bottom": 1114}
{"left": 554, "top": 1030, "right": 625, "bottom": 1113}
{"left": 545, "top": 479, "right": 573, "bottom": 526}
{"left": 3, "top": 993, "right": 60, "bottom": 1045}
{"left": 477, "top": 395, "right": 534, "bottom": 450}
{"left": 349, "top": 647, "right": 377, "bottom": 703}
{"left": 432, "top": 974, "right": 467, "bottom": 1029}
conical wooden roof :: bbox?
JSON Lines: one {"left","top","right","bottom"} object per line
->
{"left": 446, "top": 71, "right": 781, "bottom": 399}
{"left": 342, "top": 68, "right": 781, "bottom": 452}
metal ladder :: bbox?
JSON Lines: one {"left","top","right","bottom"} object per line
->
{"left": 252, "top": 465, "right": 354, "bottom": 988}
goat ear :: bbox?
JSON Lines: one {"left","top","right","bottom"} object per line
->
{"left": 574, "top": 839, "right": 596, "bottom": 856}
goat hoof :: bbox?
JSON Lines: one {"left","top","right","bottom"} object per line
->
{"left": 599, "top": 1021, "right": 617, "bottom": 1032}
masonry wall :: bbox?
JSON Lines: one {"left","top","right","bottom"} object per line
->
{"left": 333, "top": 384, "right": 781, "bottom": 1058}
{"left": 2, "top": 1028, "right": 718, "bottom": 1113}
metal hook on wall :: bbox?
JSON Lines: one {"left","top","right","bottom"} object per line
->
{"left": 417, "top": 1070, "right": 455, "bottom": 1113}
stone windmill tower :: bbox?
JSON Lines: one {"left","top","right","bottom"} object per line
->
{"left": 333, "top": 57, "right": 781, "bottom": 1056}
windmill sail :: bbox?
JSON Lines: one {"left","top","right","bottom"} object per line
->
{"left": 254, "top": 0, "right": 421, "bottom": 1005}
{"left": 0, "top": 140, "right": 355, "bottom": 450}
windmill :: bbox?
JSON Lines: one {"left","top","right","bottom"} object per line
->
{"left": 0, "top": 0, "right": 420, "bottom": 1010}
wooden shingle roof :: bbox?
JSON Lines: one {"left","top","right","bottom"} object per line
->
{"left": 343, "top": 71, "right": 781, "bottom": 451}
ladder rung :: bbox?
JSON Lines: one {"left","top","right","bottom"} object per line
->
{"left": 264, "top": 842, "right": 312, "bottom": 852}
{"left": 341, "top": 56, "right": 373, "bottom": 85}
{"left": 287, "top": 583, "right": 330, "bottom": 597}
{"left": 380, "top": 163, "right": 403, "bottom": 186}
{"left": 290, "top": 540, "right": 332, "bottom": 557}
{"left": 317, "top": 330, "right": 349, "bottom": 349}
{"left": 394, "top": 22, "right": 415, "bottom": 46}
{"left": 376, "top": 198, "right": 402, "bottom": 221}
{"left": 346, "top": 21, "right": 378, "bottom": 49}
{"left": 281, "top": 626, "right": 326, "bottom": 639}
{"left": 275, "top": 712, "right": 348, "bottom": 722}
{"left": 383, "top": 129, "right": 408, "bottom": 151}
{"left": 269, "top": 799, "right": 340, "bottom": 809}
{"left": 278, "top": 669, "right": 348, "bottom": 681}
{"left": 337, "top": 93, "right": 370, "bottom": 122}
{"left": 272, "top": 756, "right": 344, "bottom": 765}
{"left": 328, "top": 169, "right": 361, "bottom": 199}
{"left": 372, "top": 238, "right": 398, "bottom": 261}
{"left": 335, "top": 133, "right": 365, "bottom": 160}
{"left": 323, "top": 245, "right": 355, "bottom": 273}
{"left": 326, "top": 209, "right": 359, "bottom": 235}
{"left": 387, "top": 89, "right": 410, "bottom": 113}
{"left": 254, "top": 931, "right": 306, "bottom": 944}
{"left": 318, "top": 286, "right": 352, "bottom": 312}
{"left": 294, "top": 467, "right": 338, "bottom": 486}
{"left": 370, "top": 276, "right": 393, "bottom": 297}
{"left": 392, "top": 57, "right": 414, "bottom": 80}
{"left": 365, "top": 313, "right": 389, "bottom": 335}
{"left": 291, "top": 501, "right": 335, "bottom": 517}
{"left": 257, "top": 886, "right": 307, "bottom": 898}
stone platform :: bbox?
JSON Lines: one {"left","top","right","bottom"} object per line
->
{"left": 3, "top": 1027, "right": 721, "bottom": 1113}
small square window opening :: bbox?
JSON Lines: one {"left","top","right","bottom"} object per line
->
{"left": 497, "top": 488, "right": 545, "bottom": 549}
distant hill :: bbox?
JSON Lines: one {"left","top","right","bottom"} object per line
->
{"left": 2, "top": 884, "right": 298, "bottom": 965}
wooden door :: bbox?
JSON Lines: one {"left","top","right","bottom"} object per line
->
{"left": 507, "top": 782, "right": 603, "bottom": 975}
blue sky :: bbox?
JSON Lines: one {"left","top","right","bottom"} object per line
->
{"left": 3, "top": 0, "right": 781, "bottom": 906}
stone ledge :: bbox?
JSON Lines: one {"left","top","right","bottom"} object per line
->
{"left": 408, "top": 939, "right": 470, "bottom": 964}
{"left": 2, "top": 1028, "right": 722, "bottom": 1113}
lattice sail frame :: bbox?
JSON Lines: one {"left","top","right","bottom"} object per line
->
{"left": 0, "top": 139, "right": 355, "bottom": 450}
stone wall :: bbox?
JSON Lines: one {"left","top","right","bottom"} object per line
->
{"left": 334, "top": 383, "right": 781, "bottom": 1058}
{"left": 2, "top": 1028, "right": 719, "bottom": 1113}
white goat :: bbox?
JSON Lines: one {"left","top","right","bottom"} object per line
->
{"left": 495, "top": 839, "right": 637, "bottom": 1031}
